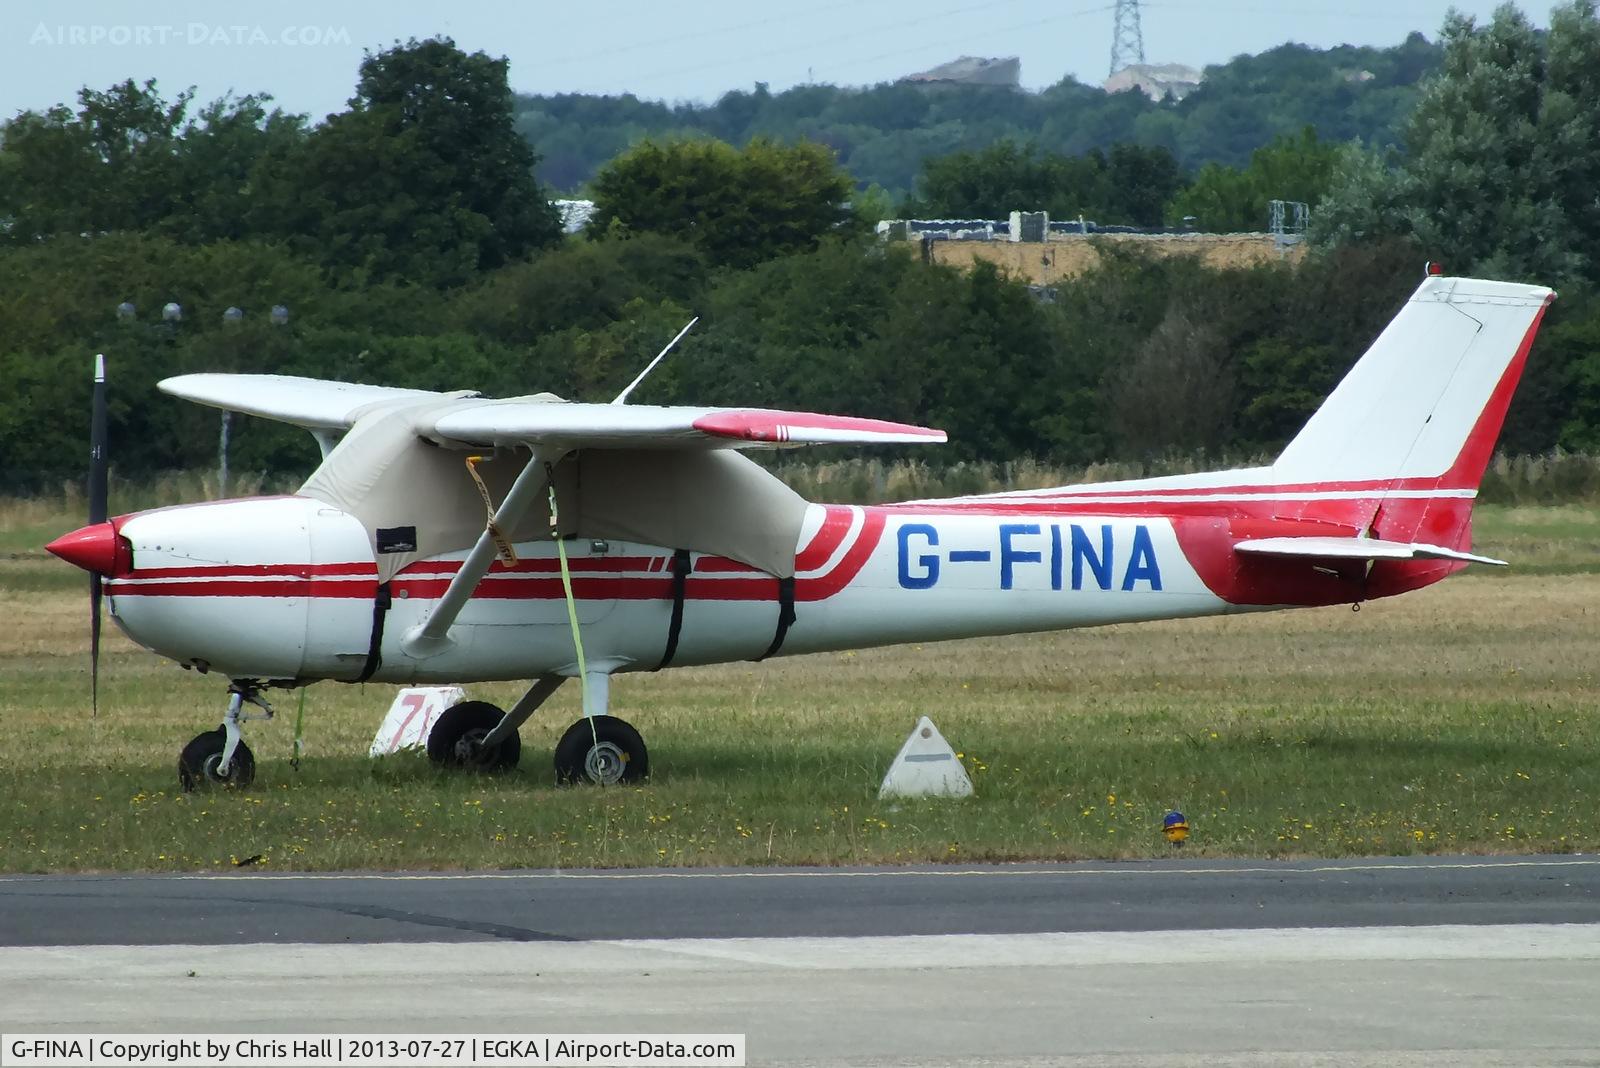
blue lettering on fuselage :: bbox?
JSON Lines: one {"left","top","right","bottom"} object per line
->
{"left": 1072, "top": 523, "right": 1113, "bottom": 591}
{"left": 896, "top": 521, "right": 1163, "bottom": 592}
{"left": 998, "top": 524, "right": 1041, "bottom": 589}
{"left": 897, "top": 523, "right": 940, "bottom": 589}
{"left": 1122, "top": 525, "right": 1163, "bottom": 591}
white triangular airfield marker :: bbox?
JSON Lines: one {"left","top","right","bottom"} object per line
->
{"left": 879, "top": 716, "right": 974, "bottom": 799}
{"left": 369, "top": 686, "right": 467, "bottom": 757}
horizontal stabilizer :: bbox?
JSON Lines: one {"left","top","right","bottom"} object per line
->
{"left": 159, "top": 374, "right": 460, "bottom": 430}
{"left": 1235, "top": 536, "right": 1506, "bottom": 567}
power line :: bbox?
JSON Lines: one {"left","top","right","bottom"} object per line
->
{"left": 533, "top": 0, "right": 867, "bottom": 73}
{"left": 1141, "top": 0, "right": 1446, "bottom": 15}
{"left": 581, "top": 0, "right": 1050, "bottom": 95}
{"left": 816, "top": 4, "right": 1117, "bottom": 83}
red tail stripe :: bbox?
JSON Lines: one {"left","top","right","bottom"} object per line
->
{"left": 1439, "top": 295, "right": 1552, "bottom": 489}
{"left": 883, "top": 499, "right": 1400, "bottom": 519}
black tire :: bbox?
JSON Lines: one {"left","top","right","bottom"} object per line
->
{"left": 178, "top": 728, "right": 256, "bottom": 792}
{"left": 426, "top": 700, "right": 520, "bottom": 771}
{"left": 554, "top": 716, "right": 648, "bottom": 786}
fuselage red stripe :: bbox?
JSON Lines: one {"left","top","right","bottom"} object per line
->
{"left": 799, "top": 508, "right": 883, "bottom": 600}
{"left": 794, "top": 506, "right": 855, "bottom": 570}
{"left": 880, "top": 501, "right": 1394, "bottom": 518}
{"left": 953, "top": 478, "right": 1481, "bottom": 502}
{"left": 133, "top": 562, "right": 376, "bottom": 579}
{"left": 106, "top": 507, "right": 884, "bottom": 603}
{"left": 107, "top": 579, "right": 379, "bottom": 598}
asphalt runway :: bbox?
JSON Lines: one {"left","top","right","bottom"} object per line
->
{"left": 3, "top": 856, "right": 1598, "bottom": 1065}
{"left": 2, "top": 854, "right": 1597, "bottom": 944}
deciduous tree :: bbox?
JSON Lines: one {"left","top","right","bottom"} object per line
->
{"left": 1168, "top": 127, "right": 1343, "bottom": 232}
{"left": 587, "top": 137, "right": 854, "bottom": 268}
{"left": 258, "top": 37, "right": 562, "bottom": 286}
{"left": 1314, "top": 2, "right": 1600, "bottom": 284}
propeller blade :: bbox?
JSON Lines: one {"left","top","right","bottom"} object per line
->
{"left": 89, "top": 353, "right": 108, "bottom": 525}
{"left": 89, "top": 354, "right": 108, "bottom": 717}
{"left": 90, "top": 572, "right": 102, "bottom": 718}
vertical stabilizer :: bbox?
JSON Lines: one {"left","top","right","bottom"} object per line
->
{"left": 1272, "top": 276, "right": 1553, "bottom": 490}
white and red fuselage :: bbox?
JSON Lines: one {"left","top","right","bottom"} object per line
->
{"left": 90, "top": 473, "right": 1474, "bottom": 685}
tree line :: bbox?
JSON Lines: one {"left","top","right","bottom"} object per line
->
{"left": 516, "top": 34, "right": 1441, "bottom": 195}
{"left": 0, "top": 39, "right": 562, "bottom": 290}
{"left": 2, "top": 6, "right": 1598, "bottom": 495}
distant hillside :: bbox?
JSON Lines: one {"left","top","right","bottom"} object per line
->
{"left": 514, "top": 33, "right": 1442, "bottom": 196}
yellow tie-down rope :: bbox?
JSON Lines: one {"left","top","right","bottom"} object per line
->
{"left": 465, "top": 455, "right": 518, "bottom": 566}
{"left": 546, "top": 463, "right": 599, "bottom": 749}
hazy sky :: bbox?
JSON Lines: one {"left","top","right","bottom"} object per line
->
{"left": 0, "top": 0, "right": 1549, "bottom": 120}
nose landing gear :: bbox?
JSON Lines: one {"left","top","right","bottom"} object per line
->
{"left": 178, "top": 681, "right": 273, "bottom": 791}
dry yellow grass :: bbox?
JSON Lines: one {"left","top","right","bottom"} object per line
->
{"left": 1, "top": 565, "right": 1595, "bottom": 872}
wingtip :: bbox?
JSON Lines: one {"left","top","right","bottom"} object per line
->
{"left": 156, "top": 373, "right": 198, "bottom": 396}
{"left": 692, "top": 410, "right": 948, "bottom": 446}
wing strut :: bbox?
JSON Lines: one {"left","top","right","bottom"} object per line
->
{"left": 400, "top": 448, "right": 554, "bottom": 660}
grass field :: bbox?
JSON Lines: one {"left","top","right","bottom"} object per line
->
{"left": 1, "top": 501, "right": 1596, "bottom": 873}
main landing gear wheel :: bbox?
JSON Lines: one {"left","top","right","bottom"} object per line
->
{"left": 178, "top": 728, "right": 256, "bottom": 791}
{"left": 426, "top": 700, "right": 521, "bottom": 772}
{"left": 554, "top": 716, "right": 648, "bottom": 786}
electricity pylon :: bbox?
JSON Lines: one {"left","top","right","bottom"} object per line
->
{"left": 1110, "top": 0, "right": 1145, "bottom": 76}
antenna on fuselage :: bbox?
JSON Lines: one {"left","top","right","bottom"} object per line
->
{"left": 611, "top": 316, "right": 698, "bottom": 405}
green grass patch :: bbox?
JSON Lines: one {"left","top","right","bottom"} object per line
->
{"left": 1467, "top": 503, "right": 1600, "bottom": 575}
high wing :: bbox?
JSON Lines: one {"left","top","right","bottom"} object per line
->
{"left": 159, "top": 371, "right": 948, "bottom": 660}
{"left": 1235, "top": 536, "right": 1506, "bottom": 567}
{"left": 160, "top": 373, "right": 946, "bottom": 449}
{"left": 428, "top": 402, "right": 946, "bottom": 449}
{"left": 159, "top": 373, "right": 462, "bottom": 431}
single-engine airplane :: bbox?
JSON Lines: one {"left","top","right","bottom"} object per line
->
{"left": 47, "top": 272, "right": 1552, "bottom": 790}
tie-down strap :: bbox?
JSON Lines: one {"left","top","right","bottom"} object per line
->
{"left": 653, "top": 549, "right": 694, "bottom": 671}
{"left": 754, "top": 575, "right": 797, "bottom": 662}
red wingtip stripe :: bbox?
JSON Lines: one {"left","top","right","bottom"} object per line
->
{"left": 693, "top": 409, "right": 944, "bottom": 442}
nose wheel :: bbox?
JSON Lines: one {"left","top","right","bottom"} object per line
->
{"left": 178, "top": 729, "right": 256, "bottom": 790}
{"left": 178, "top": 680, "right": 273, "bottom": 792}
{"left": 555, "top": 715, "right": 649, "bottom": 785}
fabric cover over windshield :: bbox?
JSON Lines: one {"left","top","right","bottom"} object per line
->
{"left": 299, "top": 397, "right": 809, "bottom": 583}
